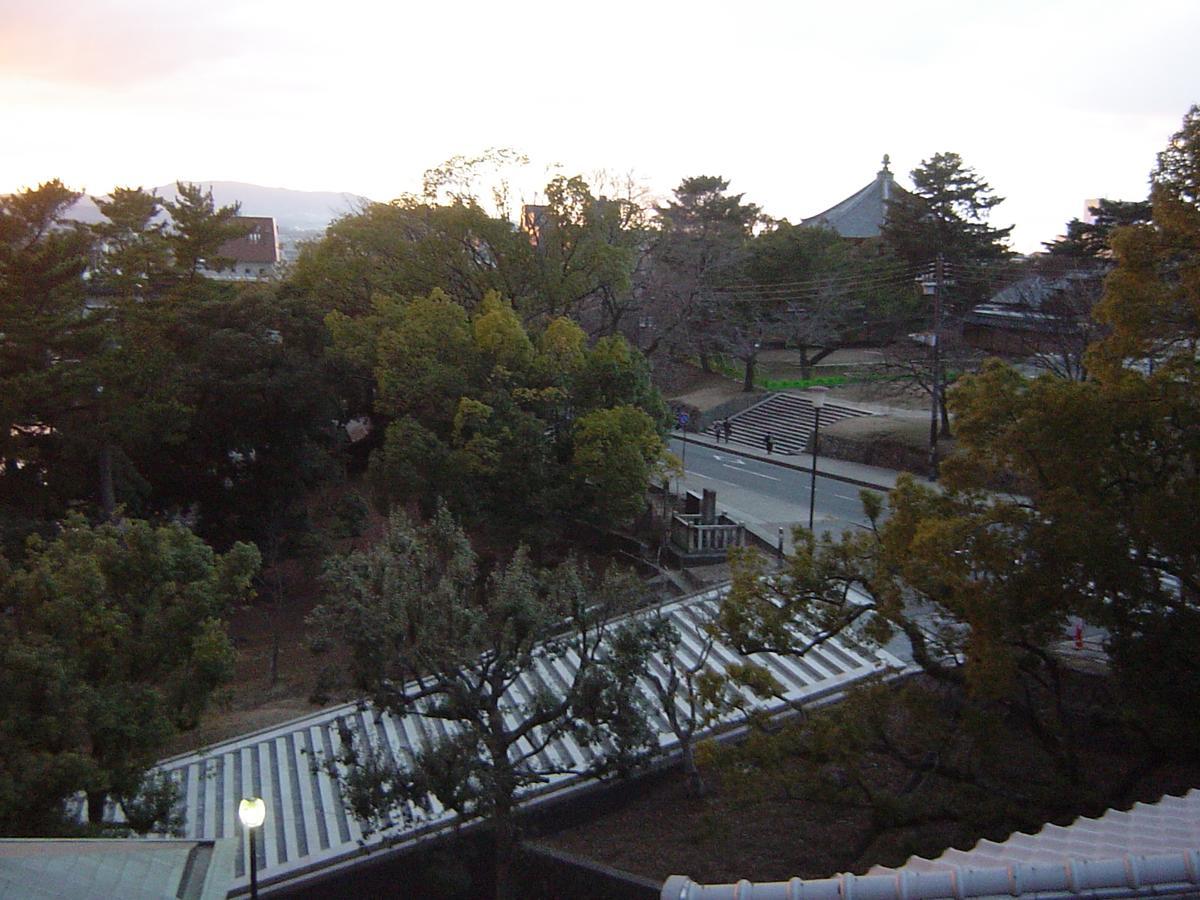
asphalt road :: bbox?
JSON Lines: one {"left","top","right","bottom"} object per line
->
{"left": 667, "top": 438, "right": 886, "bottom": 545}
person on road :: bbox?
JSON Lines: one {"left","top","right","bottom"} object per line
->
{"left": 764, "top": 432, "right": 774, "bottom": 455}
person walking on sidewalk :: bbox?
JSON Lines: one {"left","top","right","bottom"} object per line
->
{"left": 764, "top": 432, "right": 774, "bottom": 455}
{"left": 723, "top": 419, "right": 733, "bottom": 444}
{"left": 712, "top": 421, "right": 722, "bottom": 443}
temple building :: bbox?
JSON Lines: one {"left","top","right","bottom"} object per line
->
{"left": 801, "top": 155, "right": 908, "bottom": 240}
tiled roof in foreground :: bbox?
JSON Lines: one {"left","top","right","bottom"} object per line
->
{"left": 0, "top": 838, "right": 234, "bottom": 900}
{"left": 155, "top": 586, "right": 906, "bottom": 896}
{"left": 663, "top": 789, "right": 1200, "bottom": 900}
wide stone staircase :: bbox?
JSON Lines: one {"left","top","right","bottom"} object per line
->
{"left": 717, "top": 393, "right": 871, "bottom": 455}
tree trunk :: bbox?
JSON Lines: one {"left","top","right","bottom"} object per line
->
{"left": 938, "top": 385, "right": 952, "bottom": 438}
{"left": 699, "top": 351, "right": 712, "bottom": 374}
{"left": 98, "top": 443, "right": 115, "bottom": 521}
{"left": 492, "top": 800, "right": 518, "bottom": 900}
{"left": 742, "top": 355, "right": 756, "bottom": 392}
{"left": 87, "top": 789, "right": 107, "bottom": 825}
{"left": 681, "top": 739, "right": 707, "bottom": 797}
{"left": 268, "top": 531, "right": 283, "bottom": 687}
{"left": 799, "top": 348, "right": 812, "bottom": 381}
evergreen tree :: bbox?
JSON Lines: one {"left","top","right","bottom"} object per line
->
{"left": 0, "top": 181, "right": 98, "bottom": 541}
{"left": 883, "top": 152, "right": 1012, "bottom": 303}
{"left": 164, "top": 182, "right": 246, "bottom": 278}
{"left": 309, "top": 508, "right": 653, "bottom": 900}
{"left": 1044, "top": 198, "right": 1152, "bottom": 261}
{"left": 646, "top": 175, "right": 761, "bottom": 371}
{"left": 0, "top": 516, "right": 259, "bottom": 831}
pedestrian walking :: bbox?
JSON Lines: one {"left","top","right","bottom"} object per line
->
{"left": 712, "top": 421, "right": 722, "bottom": 443}
{"left": 723, "top": 419, "right": 732, "bottom": 444}
{"left": 764, "top": 432, "right": 774, "bottom": 455}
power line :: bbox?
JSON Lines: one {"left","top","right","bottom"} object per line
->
{"left": 712, "top": 275, "right": 929, "bottom": 304}
{"left": 712, "top": 264, "right": 923, "bottom": 294}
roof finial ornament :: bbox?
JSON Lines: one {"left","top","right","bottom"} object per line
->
{"left": 881, "top": 153, "right": 891, "bottom": 173}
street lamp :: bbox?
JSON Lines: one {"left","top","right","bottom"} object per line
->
{"left": 239, "top": 797, "right": 266, "bottom": 900}
{"left": 807, "top": 387, "right": 828, "bottom": 532}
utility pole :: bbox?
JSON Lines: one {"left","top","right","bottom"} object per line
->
{"left": 928, "top": 254, "right": 944, "bottom": 482}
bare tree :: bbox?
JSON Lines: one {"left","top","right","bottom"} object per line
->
{"left": 612, "top": 605, "right": 734, "bottom": 796}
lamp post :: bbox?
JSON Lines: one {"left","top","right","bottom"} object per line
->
{"left": 807, "top": 387, "right": 828, "bottom": 532}
{"left": 239, "top": 797, "right": 266, "bottom": 900}
{"left": 919, "top": 255, "right": 945, "bottom": 482}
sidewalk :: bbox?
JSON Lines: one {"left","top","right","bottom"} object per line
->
{"left": 672, "top": 430, "right": 914, "bottom": 492}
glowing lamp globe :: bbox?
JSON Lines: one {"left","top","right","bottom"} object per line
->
{"left": 238, "top": 797, "right": 266, "bottom": 829}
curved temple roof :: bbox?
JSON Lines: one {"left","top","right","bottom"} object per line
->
{"left": 800, "top": 155, "right": 907, "bottom": 239}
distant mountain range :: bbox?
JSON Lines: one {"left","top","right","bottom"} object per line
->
{"left": 66, "top": 181, "right": 373, "bottom": 233}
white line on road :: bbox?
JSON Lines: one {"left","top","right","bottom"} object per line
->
{"left": 725, "top": 465, "right": 779, "bottom": 481}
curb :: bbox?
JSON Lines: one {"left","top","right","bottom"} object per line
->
{"left": 671, "top": 431, "right": 899, "bottom": 492}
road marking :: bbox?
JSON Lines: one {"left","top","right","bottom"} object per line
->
{"left": 833, "top": 493, "right": 857, "bottom": 500}
{"left": 725, "top": 465, "right": 779, "bottom": 481}
{"left": 687, "top": 471, "right": 712, "bottom": 479}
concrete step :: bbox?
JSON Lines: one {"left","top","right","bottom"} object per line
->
{"left": 718, "top": 393, "right": 872, "bottom": 455}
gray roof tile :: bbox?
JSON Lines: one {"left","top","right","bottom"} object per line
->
{"left": 801, "top": 160, "right": 908, "bottom": 239}
{"left": 662, "top": 790, "right": 1200, "bottom": 899}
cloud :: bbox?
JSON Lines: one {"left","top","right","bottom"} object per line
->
{"left": 0, "top": 1, "right": 251, "bottom": 87}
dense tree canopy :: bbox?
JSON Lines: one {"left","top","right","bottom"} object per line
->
{"left": 289, "top": 171, "right": 649, "bottom": 336}
{"left": 709, "top": 107, "right": 1200, "bottom": 839}
{"left": 0, "top": 516, "right": 259, "bottom": 833}
{"left": 1091, "top": 104, "right": 1200, "bottom": 371}
{"left": 0, "top": 181, "right": 337, "bottom": 550}
{"left": 330, "top": 289, "right": 669, "bottom": 545}
{"left": 1044, "top": 197, "right": 1153, "bottom": 261}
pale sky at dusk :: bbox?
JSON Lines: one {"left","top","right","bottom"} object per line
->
{"left": 2, "top": 0, "right": 1198, "bottom": 252}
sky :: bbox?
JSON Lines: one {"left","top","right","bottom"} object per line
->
{"left": 2, "top": 0, "right": 1198, "bottom": 252}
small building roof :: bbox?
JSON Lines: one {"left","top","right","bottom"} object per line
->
{"left": 801, "top": 156, "right": 908, "bottom": 239}
{"left": 0, "top": 838, "right": 234, "bottom": 900}
{"left": 218, "top": 216, "right": 279, "bottom": 264}
{"left": 964, "top": 270, "right": 1099, "bottom": 334}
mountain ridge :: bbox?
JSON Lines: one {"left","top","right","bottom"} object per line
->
{"left": 64, "top": 181, "right": 374, "bottom": 232}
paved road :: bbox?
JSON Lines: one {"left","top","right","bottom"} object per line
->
{"left": 668, "top": 438, "right": 886, "bottom": 548}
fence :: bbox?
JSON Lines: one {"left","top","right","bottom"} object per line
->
{"left": 670, "top": 515, "right": 745, "bottom": 554}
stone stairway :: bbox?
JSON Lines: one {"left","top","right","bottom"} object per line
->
{"left": 717, "top": 393, "right": 871, "bottom": 455}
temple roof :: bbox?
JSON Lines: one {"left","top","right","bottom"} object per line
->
{"left": 801, "top": 155, "right": 908, "bottom": 239}
{"left": 662, "top": 788, "right": 1200, "bottom": 900}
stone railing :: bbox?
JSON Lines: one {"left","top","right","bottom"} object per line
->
{"left": 671, "top": 514, "right": 746, "bottom": 555}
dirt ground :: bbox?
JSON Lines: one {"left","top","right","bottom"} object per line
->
{"left": 162, "top": 560, "right": 352, "bottom": 756}
{"left": 162, "top": 491, "right": 379, "bottom": 757}
{"left": 542, "top": 705, "right": 1200, "bottom": 887}
{"left": 660, "top": 367, "right": 747, "bottom": 411}
{"left": 664, "top": 350, "right": 932, "bottom": 413}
